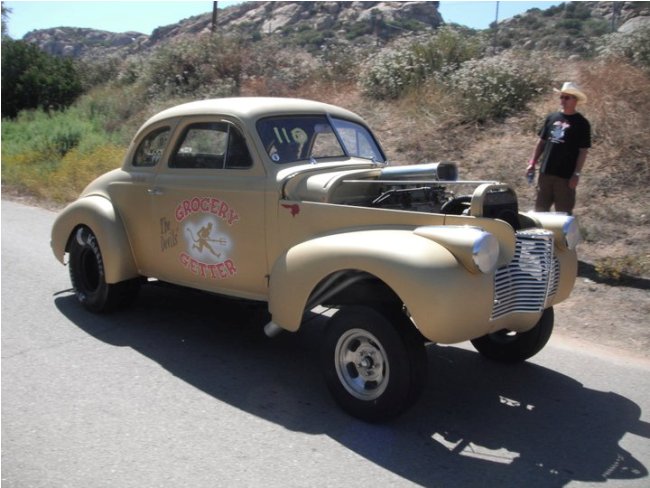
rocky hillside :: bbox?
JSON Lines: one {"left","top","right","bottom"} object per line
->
{"left": 22, "top": 1, "right": 650, "bottom": 62}
{"left": 493, "top": 1, "right": 650, "bottom": 53}
{"left": 22, "top": 1, "right": 443, "bottom": 60}
{"left": 21, "top": 27, "right": 148, "bottom": 58}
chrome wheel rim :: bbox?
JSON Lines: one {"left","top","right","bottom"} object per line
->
{"left": 334, "top": 328, "right": 389, "bottom": 401}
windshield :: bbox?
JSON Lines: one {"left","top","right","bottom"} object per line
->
{"left": 256, "top": 115, "right": 385, "bottom": 164}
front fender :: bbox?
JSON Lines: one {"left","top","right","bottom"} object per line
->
{"left": 268, "top": 229, "right": 495, "bottom": 343}
{"left": 51, "top": 195, "right": 138, "bottom": 283}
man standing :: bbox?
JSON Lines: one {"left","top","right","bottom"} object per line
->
{"left": 526, "top": 82, "right": 591, "bottom": 215}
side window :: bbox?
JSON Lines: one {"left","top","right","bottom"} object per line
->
{"left": 169, "top": 122, "right": 253, "bottom": 170}
{"left": 311, "top": 127, "right": 341, "bottom": 159}
{"left": 170, "top": 122, "right": 228, "bottom": 169}
{"left": 132, "top": 127, "right": 170, "bottom": 167}
{"left": 225, "top": 126, "right": 253, "bottom": 169}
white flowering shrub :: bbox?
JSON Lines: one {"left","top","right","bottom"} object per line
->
{"left": 359, "top": 27, "right": 483, "bottom": 100}
{"left": 440, "top": 53, "right": 551, "bottom": 122}
{"left": 359, "top": 49, "right": 430, "bottom": 99}
{"left": 597, "top": 26, "right": 650, "bottom": 72}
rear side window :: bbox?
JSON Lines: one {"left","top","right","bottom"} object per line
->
{"left": 132, "top": 127, "right": 170, "bottom": 167}
{"left": 170, "top": 122, "right": 252, "bottom": 169}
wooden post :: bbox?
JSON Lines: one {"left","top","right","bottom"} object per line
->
{"left": 211, "top": 1, "right": 218, "bottom": 33}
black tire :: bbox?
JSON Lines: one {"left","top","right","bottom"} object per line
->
{"left": 471, "top": 307, "right": 554, "bottom": 363}
{"left": 321, "top": 306, "right": 427, "bottom": 422}
{"left": 68, "top": 226, "right": 140, "bottom": 313}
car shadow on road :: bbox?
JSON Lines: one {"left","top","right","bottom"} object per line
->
{"left": 55, "top": 283, "right": 650, "bottom": 488}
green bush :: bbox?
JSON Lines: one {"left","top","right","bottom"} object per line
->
{"left": 1, "top": 108, "right": 100, "bottom": 157}
{"left": 142, "top": 35, "right": 246, "bottom": 99}
{"left": 439, "top": 52, "right": 551, "bottom": 122}
{"left": 346, "top": 21, "right": 373, "bottom": 40}
{"left": 359, "top": 27, "right": 483, "bottom": 99}
{"left": 1, "top": 39, "right": 83, "bottom": 118}
{"left": 1, "top": 105, "right": 126, "bottom": 200}
{"left": 75, "top": 83, "right": 149, "bottom": 139}
{"left": 563, "top": 2, "right": 591, "bottom": 20}
{"left": 316, "top": 41, "right": 358, "bottom": 83}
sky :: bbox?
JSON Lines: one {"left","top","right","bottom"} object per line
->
{"left": 4, "top": 1, "right": 563, "bottom": 40}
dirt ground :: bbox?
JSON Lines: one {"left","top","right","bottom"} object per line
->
{"left": 552, "top": 258, "right": 650, "bottom": 360}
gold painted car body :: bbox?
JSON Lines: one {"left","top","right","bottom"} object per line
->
{"left": 51, "top": 97, "right": 578, "bottom": 344}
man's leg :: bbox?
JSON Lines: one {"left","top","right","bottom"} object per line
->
{"left": 535, "top": 173, "right": 554, "bottom": 211}
{"left": 553, "top": 177, "right": 576, "bottom": 215}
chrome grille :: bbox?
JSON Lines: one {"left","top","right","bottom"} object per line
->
{"left": 491, "top": 229, "right": 555, "bottom": 320}
{"left": 545, "top": 256, "right": 561, "bottom": 307}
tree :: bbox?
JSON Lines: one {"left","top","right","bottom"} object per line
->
{"left": 1, "top": 39, "right": 83, "bottom": 118}
{"left": 1, "top": 2, "right": 11, "bottom": 39}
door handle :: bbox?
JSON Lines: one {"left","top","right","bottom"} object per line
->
{"left": 147, "top": 187, "right": 163, "bottom": 196}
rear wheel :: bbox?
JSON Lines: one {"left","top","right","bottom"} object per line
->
{"left": 321, "top": 306, "right": 427, "bottom": 422}
{"left": 68, "top": 227, "right": 140, "bottom": 313}
{"left": 471, "top": 307, "right": 554, "bottom": 363}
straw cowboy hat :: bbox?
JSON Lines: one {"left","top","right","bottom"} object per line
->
{"left": 554, "top": 82, "right": 588, "bottom": 103}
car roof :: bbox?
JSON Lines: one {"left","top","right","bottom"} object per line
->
{"left": 142, "top": 97, "right": 365, "bottom": 127}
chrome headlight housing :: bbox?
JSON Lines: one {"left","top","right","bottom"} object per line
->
{"left": 562, "top": 216, "right": 581, "bottom": 250}
{"left": 526, "top": 212, "right": 581, "bottom": 251}
{"left": 472, "top": 231, "right": 500, "bottom": 274}
{"left": 414, "top": 226, "right": 501, "bottom": 274}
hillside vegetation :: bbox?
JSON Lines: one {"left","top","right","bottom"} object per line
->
{"left": 2, "top": 1, "right": 649, "bottom": 279}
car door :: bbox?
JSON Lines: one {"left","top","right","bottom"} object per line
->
{"left": 147, "top": 117, "right": 269, "bottom": 300}
{"left": 108, "top": 121, "right": 176, "bottom": 275}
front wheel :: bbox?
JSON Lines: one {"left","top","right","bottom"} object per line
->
{"left": 68, "top": 226, "right": 140, "bottom": 313}
{"left": 471, "top": 307, "right": 554, "bottom": 363}
{"left": 321, "top": 306, "right": 427, "bottom": 422}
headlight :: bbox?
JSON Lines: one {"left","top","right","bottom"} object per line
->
{"left": 563, "top": 216, "right": 581, "bottom": 250}
{"left": 526, "top": 212, "right": 581, "bottom": 250}
{"left": 414, "top": 226, "right": 501, "bottom": 274}
{"left": 472, "top": 232, "right": 500, "bottom": 274}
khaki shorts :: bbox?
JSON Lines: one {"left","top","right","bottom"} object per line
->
{"left": 535, "top": 173, "right": 576, "bottom": 215}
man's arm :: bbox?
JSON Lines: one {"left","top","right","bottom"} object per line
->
{"left": 569, "top": 148, "right": 588, "bottom": 189}
{"left": 527, "top": 138, "right": 545, "bottom": 174}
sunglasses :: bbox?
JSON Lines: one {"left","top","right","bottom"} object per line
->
{"left": 559, "top": 95, "right": 576, "bottom": 101}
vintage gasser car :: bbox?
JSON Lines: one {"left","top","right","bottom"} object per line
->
{"left": 51, "top": 98, "right": 579, "bottom": 421}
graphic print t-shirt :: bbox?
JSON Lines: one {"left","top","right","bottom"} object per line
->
{"left": 538, "top": 112, "right": 591, "bottom": 179}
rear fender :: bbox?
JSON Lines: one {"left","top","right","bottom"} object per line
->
{"left": 51, "top": 195, "right": 138, "bottom": 283}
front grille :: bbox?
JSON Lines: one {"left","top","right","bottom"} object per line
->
{"left": 545, "top": 256, "right": 561, "bottom": 307}
{"left": 491, "top": 229, "right": 555, "bottom": 320}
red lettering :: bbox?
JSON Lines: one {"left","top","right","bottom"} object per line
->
{"left": 175, "top": 196, "right": 239, "bottom": 225}
{"left": 227, "top": 209, "right": 240, "bottom": 225}
{"left": 190, "top": 197, "right": 200, "bottom": 212}
{"left": 215, "top": 262, "right": 227, "bottom": 279}
{"left": 200, "top": 198, "right": 210, "bottom": 213}
{"left": 175, "top": 205, "right": 184, "bottom": 222}
{"left": 218, "top": 201, "right": 228, "bottom": 219}
{"left": 210, "top": 198, "right": 220, "bottom": 214}
{"left": 180, "top": 252, "right": 237, "bottom": 280}
{"left": 225, "top": 259, "right": 237, "bottom": 276}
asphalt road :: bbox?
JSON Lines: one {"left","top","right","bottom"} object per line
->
{"left": 2, "top": 199, "right": 650, "bottom": 488}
